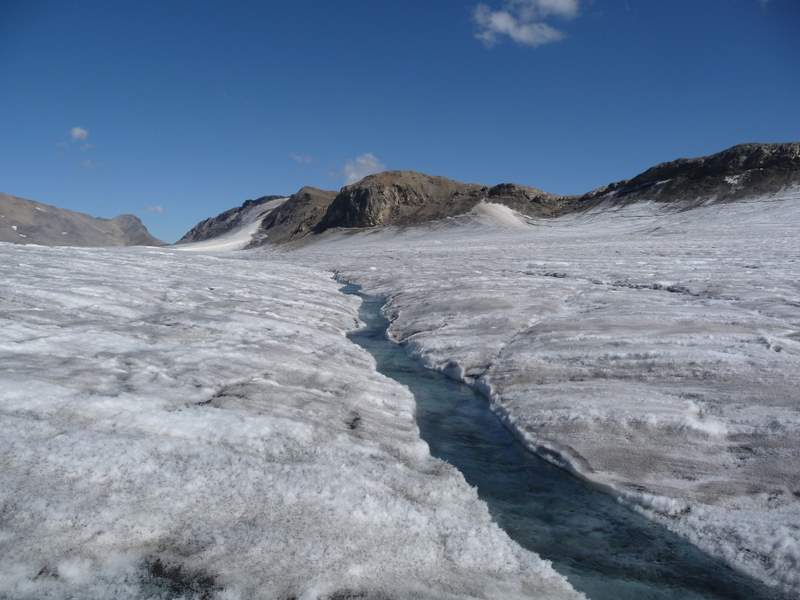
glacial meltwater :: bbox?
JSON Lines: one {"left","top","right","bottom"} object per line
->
{"left": 342, "top": 284, "right": 789, "bottom": 600}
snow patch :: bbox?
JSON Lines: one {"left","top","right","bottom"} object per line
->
{"left": 725, "top": 175, "right": 743, "bottom": 186}
{"left": 174, "top": 198, "right": 288, "bottom": 253}
{"left": 468, "top": 202, "right": 532, "bottom": 230}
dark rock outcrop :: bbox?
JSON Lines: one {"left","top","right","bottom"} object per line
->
{"left": 249, "top": 187, "right": 337, "bottom": 245}
{"left": 583, "top": 142, "right": 800, "bottom": 207}
{"left": 177, "top": 195, "right": 285, "bottom": 244}
{"left": 313, "top": 172, "right": 573, "bottom": 234}
{"left": 0, "top": 193, "right": 162, "bottom": 247}
{"left": 317, "top": 172, "right": 483, "bottom": 230}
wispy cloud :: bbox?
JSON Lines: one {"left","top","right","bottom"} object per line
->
{"left": 70, "top": 126, "right": 89, "bottom": 141}
{"left": 343, "top": 153, "right": 385, "bottom": 184}
{"left": 473, "top": 0, "right": 579, "bottom": 48}
{"left": 61, "top": 126, "right": 99, "bottom": 167}
{"left": 289, "top": 152, "right": 313, "bottom": 165}
{"left": 145, "top": 204, "right": 165, "bottom": 214}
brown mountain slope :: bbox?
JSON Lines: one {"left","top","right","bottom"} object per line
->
{"left": 0, "top": 193, "right": 162, "bottom": 247}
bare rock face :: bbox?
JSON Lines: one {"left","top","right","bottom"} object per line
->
{"left": 250, "top": 187, "right": 337, "bottom": 245}
{"left": 177, "top": 195, "right": 285, "bottom": 244}
{"left": 0, "top": 193, "right": 162, "bottom": 247}
{"left": 314, "top": 172, "right": 573, "bottom": 234}
{"left": 317, "top": 172, "right": 483, "bottom": 230}
{"left": 584, "top": 142, "right": 800, "bottom": 206}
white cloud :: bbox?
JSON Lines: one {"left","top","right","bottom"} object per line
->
{"left": 145, "top": 204, "right": 165, "bottom": 214}
{"left": 289, "top": 152, "right": 313, "bottom": 165}
{"left": 70, "top": 126, "right": 89, "bottom": 141}
{"left": 343, "top": 153, "right": 385, "bottom": 184}
{"left": 522, "top": 0, "right": 579, "bottom": 19}
{"left": 473, "top": 0, "right": 579, "bottom": 48}
{"left": 80, "top": 159, "right": 96, "bottom": 169}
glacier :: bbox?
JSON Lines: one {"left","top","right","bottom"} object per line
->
{"left": 275, "top": 191, "right": 800, "bottom": 595}
{"left": 0, "top": 244, "right": 580, "bottom": 599}
{"left": 2, "top": 187, "right": 799, "bottom": 598}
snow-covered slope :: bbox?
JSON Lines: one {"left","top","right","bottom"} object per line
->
{"left": 171, "top": 215, "right": 268, "bottom": 252}
{"left": 173, "top": 197, "right": 287, "bottom": 252}
{"left": 278, "top": 187, "right": 800, "bottom": 595}
{"left": 177, "top": 195, "right": 286, "bottom": 245}
{"left": 0, "top": 242, "right": 581, "bottom": 600}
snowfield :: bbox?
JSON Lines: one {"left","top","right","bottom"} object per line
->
{"left": 0, "top": 244, "right": 581, "bottom": 599}
{"left": 276, "top": 192, "right": 800, "bottom": 595}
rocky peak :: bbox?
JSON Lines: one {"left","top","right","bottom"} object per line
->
{"left": 110, "top": 214, "right": 162, "bottom": 246}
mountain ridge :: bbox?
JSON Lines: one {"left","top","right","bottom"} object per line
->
{"left": 582, "top": 142, "right": 800, "bottom": 206}
{"left": 178, "top": 142, "right": 800, "bottom": 247}
{"left": 0, "top": 193, "right": 162, "bottom": 247}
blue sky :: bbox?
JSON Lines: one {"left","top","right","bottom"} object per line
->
{"left": 1, "top": 0, "right": 798, "bottom": 242}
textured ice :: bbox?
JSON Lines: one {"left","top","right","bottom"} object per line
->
{"left": 279, "top": 194, "right": 800, "bottom": 594}
{"left": 0, "top": 243, "right": 581, "bottom": 600}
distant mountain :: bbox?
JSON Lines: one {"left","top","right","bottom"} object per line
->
{"left": 176, "top": 194, "right": 285, "bottom": 244}
{"left": 0, "top": 193, "right": 162, "bottom": 247}
{"left": 178, "top": 142, "right": 800, "bottom": 248}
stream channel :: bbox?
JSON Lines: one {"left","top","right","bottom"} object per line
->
{"left": 343, "top": 284, "right": 789, "bottom": 600}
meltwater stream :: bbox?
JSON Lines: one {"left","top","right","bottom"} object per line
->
{"left": 343, "top": 285, "right": 789, "bottom": 600}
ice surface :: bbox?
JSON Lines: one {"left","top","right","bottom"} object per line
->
{"left": 278, "top": 190, "right": 800, "bottom": 594}
{"left": 0, "top": 243, "right": 581, "bottom": 599}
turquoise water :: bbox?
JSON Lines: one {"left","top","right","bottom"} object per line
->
{"left": 343, "top": 284, "right": 788, "bottom": 600}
